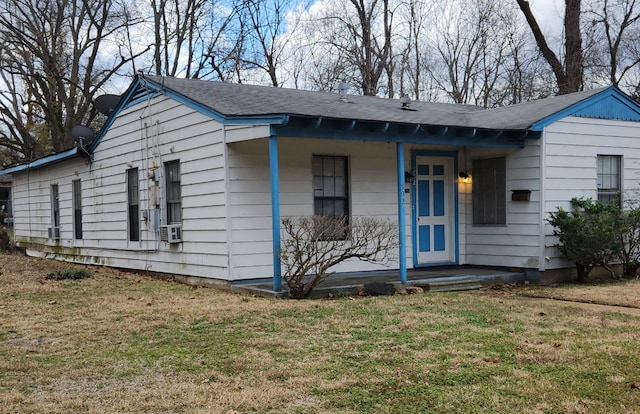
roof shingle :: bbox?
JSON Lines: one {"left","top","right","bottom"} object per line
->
{"left": 146, "top": 75, "right": 609, "bottom": 131}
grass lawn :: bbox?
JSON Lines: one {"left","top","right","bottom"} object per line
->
{"left": 1, "top": 253, "right": 640, "bottom": 413}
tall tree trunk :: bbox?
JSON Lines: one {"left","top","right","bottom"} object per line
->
{"left": 564, "top": 0, "right": 583, "bottom": 93}
{"left": 516, "top": 0, "right": 583, "bottom": 94}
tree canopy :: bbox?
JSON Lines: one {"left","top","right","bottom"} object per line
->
{"left": 2, "top": 0, "right": 640, "bottom": 165}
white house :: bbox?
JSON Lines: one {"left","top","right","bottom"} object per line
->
{"left": 3, "top": 74, "right": 640, "bottom": 290}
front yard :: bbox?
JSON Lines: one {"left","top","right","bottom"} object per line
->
{"left": 1, "top": 252, "right": 639, "bottom": 413}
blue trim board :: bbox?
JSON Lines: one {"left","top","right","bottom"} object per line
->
{"left": 532, "top": 87, "right": 640, "bottom": 131}
{"left": 89, "top": 76, "right": 152, "bottom": 153}
{"left": 162, "top": 87, "right": 288, "bottom": 125}
{"left": 0, "top": 147, "right": 79, "bottom": 175}
{"left": 411, "top": 150, "right": 459, "bottom": 268}
{"left": 269, "top": 134, "right": 282, "bottom": 291}
{"left": 396, "top": 142, "right": 407, "bottom": 284}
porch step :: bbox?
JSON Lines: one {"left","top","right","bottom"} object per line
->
{"left": 418, "top": 278, "right": 484, "bottom": 292}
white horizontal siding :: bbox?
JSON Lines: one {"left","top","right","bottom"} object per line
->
{"left": 224, "top": 124, "right": 271, "bottom": 143}
{"left": 12, "top": 158, "right": 88, "bottom": 244}
{"left": 463, "top": 140, "right": 543, "bottom": 269}
{"left": 12, "top": 95, "right": 232, "bottom": 281}
{"left": 543, "top": 116, "right": 640, "bottom": 269}
{"left": 228, "top": 138, "right": 409, "bottom": 280}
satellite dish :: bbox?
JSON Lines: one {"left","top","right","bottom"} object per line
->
{"left": 94, "top": 94, "right": 121, "bottom": 116}
{"left": 71, "top": 125, "right": 95, "bottom": 147}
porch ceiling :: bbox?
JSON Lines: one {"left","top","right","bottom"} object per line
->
{"left": 273, "top": 115, "right": 539, "bottom": 148}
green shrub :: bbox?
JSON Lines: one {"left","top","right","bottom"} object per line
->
{"left": 616, "top": 197, "right": 640, "bottom": 278}
{"left": 548, "top": 198, "right": 620, "bottom": 282}
{"left": 45, "top": 269, "right": 92, "bottom": 280}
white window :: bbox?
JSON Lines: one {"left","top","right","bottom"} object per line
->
{"left": 127, "top": 169, "right": 139, "bottom": 241}
{"left": 312, "top": 155, "right": 349, "bottom": 219}
{"left": 165, "top": 161, "right": 181, "bottom": 224}
{"left": 597, "top": 155, "right": 621, "bottom": 205}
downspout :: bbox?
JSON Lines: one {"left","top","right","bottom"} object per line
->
{"left": 397, "top": 142, "right": 407, "bottom": 284}
{"left": 269, "top": 133, "right": 282, "bottom": 291}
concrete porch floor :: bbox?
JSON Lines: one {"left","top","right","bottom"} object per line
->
{"left": 232, "top": 266, "right": 527, "bottom": 298}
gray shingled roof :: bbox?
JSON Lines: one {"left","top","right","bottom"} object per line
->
{"left": 467, "top": 88, "right": 606, "bottom": 130}
{"left": 146, "top": 75, "right": 607, "bottom": 131}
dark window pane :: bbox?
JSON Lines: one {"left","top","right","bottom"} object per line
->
{"left": 472, "top": 157, "right": 506, "bottom": 225}
{"left": 323, "top": 177, "right": 335, "bottom": 196}
{"left": 51, "top": 185, "right": 60, "bottom": 227}
{"left": 127, "top": 168, "right": 140, "bottom": 241}
{"left": 73, "top": 180, "right": 82, "bottom": 240}
{"left": 165, "top": 161, "right": 181, "bottom": 223}
{"left": 312, "top": 155, "right": 349, "bottom": 239}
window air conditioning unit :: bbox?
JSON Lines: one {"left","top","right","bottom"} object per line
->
{"left": 48, "top": 227, "right": 61, "bottom": 240}
{"left": 159, "top": 224, "right": 182, "bottom": 243}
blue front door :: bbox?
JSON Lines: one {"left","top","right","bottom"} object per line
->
{"left": 415, "top": 156, "right": 455, "bottom": 264}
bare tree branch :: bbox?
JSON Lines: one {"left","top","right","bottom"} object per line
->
{"left": 280, "top": 216, "right": 399, "bottom": 299}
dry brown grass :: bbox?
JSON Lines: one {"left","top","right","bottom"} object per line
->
{"left": 515, "top": 278, "right": 640, "bottom": 309}
{"left": 2, "top": 252, "right": 640, "bottom": 413}
{"left": 0, "top": 253, "right": 324, "bottom": 413}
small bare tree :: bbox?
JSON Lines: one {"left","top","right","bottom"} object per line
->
{"left": 279, "top": 215, "right": 399, "bottom": 299}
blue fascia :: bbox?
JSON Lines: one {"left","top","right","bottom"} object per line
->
{"left": 410, "top": 150, "right": 459, "bottom": 269}
{"left": 0, "top": 147, "right": 79, "bottom": 175}
{"left": 531, "top": 86, "right": 640, "bottom": 131}
{"left": 88, "top": 76, "right": 154, "bottom": 153}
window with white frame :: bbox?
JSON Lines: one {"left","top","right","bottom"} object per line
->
{"left": 127, "top": 168, "right": 140, "bottom": 241}
{"left": 51, "top": 184, "right": 60, "bottom": 228}
{"left": 72, "top": 179, "right": 82, "bottom": 240}
{"left": 312, "top": 155, "right": 350, "bottom": 240}
{"left": 472, "top": 157, "right": 506, "bottom": 225}
{"left": 312, "top": 155, "right": 349, "bottom": 219}
{"left": 597, "top": 155, "right": 621, "bottom": 205}
{"left": 165, "top": 161, "right": 181, "bottom": 224}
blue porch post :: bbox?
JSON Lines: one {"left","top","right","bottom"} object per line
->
{"left": 269, "top": 135, "right": 282, "bottom": 291}
{"left": 397, "top": 142, "right": 407, "bottom": 284}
